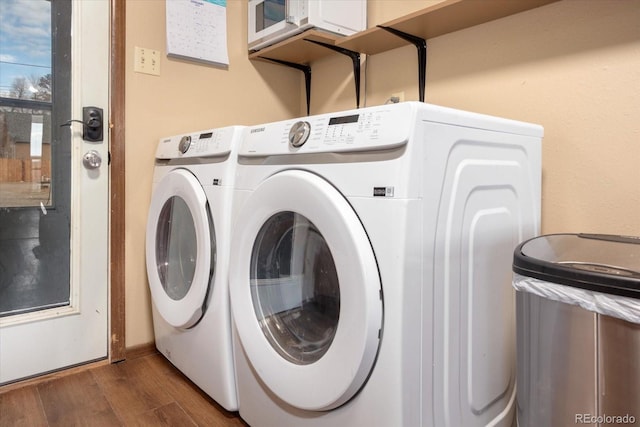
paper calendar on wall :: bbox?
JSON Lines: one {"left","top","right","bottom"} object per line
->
{"left": 166, "top": 0, "right": 229, "bottom": 67}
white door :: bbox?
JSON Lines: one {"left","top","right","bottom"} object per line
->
{"left": 229, "top": 170, "right": 383, "bottom": 411}
{"left": 0, "top": 0, "right": 109, "bottom": 384}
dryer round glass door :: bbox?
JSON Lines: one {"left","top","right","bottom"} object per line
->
{"left": 146, "top": 169, "right": 215, "bottom": 329}
{"left": 230, "top": 170, "right": 383, "bottom": 411}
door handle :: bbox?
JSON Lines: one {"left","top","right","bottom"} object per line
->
{"left": 83, "top": 150, "right": 102, "bottom": 169}
{"left": 60, "top": 106, "right": 104, "bottom": 142}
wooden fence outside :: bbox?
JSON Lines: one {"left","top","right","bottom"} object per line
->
{"left": 0, "top": 158, "right": 51, "bottom": 183}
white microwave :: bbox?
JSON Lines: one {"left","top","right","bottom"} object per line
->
{"left": 248, "top": 0, "right": 367, "bottom": 52}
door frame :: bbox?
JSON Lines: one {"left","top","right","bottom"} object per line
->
{"left": 109, "top": 0, "right": 126, "bottom": 362}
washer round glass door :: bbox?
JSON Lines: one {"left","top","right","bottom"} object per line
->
{"left": 230, "top": 170, "right": 382, "bottom": 411}
{"left": 146, "top": 168, "right": 214, "bottom": 329}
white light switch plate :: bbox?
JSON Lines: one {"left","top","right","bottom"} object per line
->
{"left": 134, "top": 46, "right": 160, "bottom": 76}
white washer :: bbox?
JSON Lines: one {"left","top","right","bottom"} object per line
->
{"left": 229, "top": 102, "right": 542, "bottom": 426}
{"left": 146, "top": 126, "right": 244, "bottom": 411}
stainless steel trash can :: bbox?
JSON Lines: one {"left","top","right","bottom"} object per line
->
{"left": 512, "top": 233, "right": 640, "bottom": 427}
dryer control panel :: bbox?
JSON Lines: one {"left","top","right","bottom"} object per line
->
{"left": 242, "top": 103, "right": 415, "bottom": 156}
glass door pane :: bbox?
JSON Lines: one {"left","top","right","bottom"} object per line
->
{"left": 0, "top": 0, "right": 71, "bottom": 317}
{"left": 0, "top": 0, "right": 54, "bottom": 208}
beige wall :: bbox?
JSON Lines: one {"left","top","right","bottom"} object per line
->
{"left": 125, "top": 0, "right": 640, "bottom": 347}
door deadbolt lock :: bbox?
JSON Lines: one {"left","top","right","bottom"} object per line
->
{"left": 60, "top": 106, "right": 104, "bottom": 142}
{"left": 82, "top": 106, "right": 103, "bottom": 142}
{"left": 83, "top": 150, "right": 102, "bottom": 170}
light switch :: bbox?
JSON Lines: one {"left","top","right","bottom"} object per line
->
{"left": 134, "top": 46, "right": 161, "bottom": 76}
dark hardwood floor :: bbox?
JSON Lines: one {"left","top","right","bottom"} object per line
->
{"left": 0, "top": 352, "right": 248, "bottom": 426}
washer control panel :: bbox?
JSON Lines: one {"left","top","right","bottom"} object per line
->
{"left": 243, "top": 103, "right": 414, "bottom": 156}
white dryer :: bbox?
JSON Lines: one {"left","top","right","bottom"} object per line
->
{"left": 229, "top": 102, "right": 542, "bottom": 426}
{"left": 146, "top": 126, "right": 244, "bottom": 411}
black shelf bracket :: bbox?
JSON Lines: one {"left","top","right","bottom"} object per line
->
{"left": 304, "top": 39, "right": 361, "bottom": 109}
{"left": 263, "top": 57, "right": 312, "bottom": 116}
{"left": 378, "top": 25, "right": 427, "bottom": 102}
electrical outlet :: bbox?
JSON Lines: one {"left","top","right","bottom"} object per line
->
{"left": 391, "top": 91, "right": 405, "bottom": 103}
{"left": 134, "top": 46, "right": 161, "bottom": 76}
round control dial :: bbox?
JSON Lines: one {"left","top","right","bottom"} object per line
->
{"left": 289, "top": 121, "right": 311, "bottom": 148}
{"left": 178, "top": 135, "right": 192, "bottom": 154}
